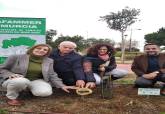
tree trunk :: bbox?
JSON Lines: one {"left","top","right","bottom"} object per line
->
{"left": 121, "top": 31, "right": 126, "bottom": 63}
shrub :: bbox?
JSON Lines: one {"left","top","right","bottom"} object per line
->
{"left": 115, "top": 51, "right": 143, "bottom": 60}
{"left": 125, "top": 52, "right": 143, "bottom": 60}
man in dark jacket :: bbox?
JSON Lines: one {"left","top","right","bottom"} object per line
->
{"left": 50, "top": 41, "right": 95, "bottom": 88}
{"left": 131, "top": 43, "right": 165, "bottom": 88}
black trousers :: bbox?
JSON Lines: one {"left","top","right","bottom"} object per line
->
{"left": 135, "top": 73, "right": 165, "bottom": 88}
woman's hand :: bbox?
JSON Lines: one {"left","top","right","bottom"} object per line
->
{"left": 61, "top": 86, "right": 78, "bottom": 93}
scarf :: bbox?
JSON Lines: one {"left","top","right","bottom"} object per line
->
{"left": 98, "top": 54, "right": 109, "bottom": 61}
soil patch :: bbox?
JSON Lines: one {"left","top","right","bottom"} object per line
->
{"left": 0, "top": 85, "right": 165, "bottom": 114}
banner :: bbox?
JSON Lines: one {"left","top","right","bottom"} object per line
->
{"left": 0, "top": 17, "right": 46, "bottom": 64}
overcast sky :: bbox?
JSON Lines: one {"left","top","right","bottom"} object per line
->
{"left": 0, "top": 0, "right": 165, "bottom": 50}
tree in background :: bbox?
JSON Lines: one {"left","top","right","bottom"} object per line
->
{"left": 83, "top": 38, "right": 114, "bottom": 47}
{"left": 144, "top": 27, "right": 165, "bottom": 46}
{"left": 52, "top": 35, "right": 85, "bottom": 51}
{"left": 47, "top": 34, "right": 115, "bottom": 51}
{"left": 46, "top": 29, "right": 57, "bottom": 45}
{"left": 100, "top": 6, "right": 140, "bottom": 63}
{"left": 53, "top": 35, "right": 115, "bottom": 51}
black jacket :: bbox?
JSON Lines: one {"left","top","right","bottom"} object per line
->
{"left": 49, "top": 49, "right": 86, "bottom": 85}
{"left": 83, "top": 54, "right": 117, "bottom": 74}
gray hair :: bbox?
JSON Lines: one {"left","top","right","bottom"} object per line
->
{"left": 59, "top": 41, "right": 77, "bottom": 48}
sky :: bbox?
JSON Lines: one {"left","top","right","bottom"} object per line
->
{"left": 0, "top": 0, "right": 165, "bottom": 51}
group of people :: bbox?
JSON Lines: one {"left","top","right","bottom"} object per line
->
{"left": 0, "top": 41, "right": 164, "bottom": 106}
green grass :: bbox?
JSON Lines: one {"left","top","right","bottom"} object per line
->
{"left": 116, "top": 60, "right": 133, "bottom": 64}
{"left": 0, "top": 109, "right": 8, "bottom": 114}
{"left": 160, "top": 112, "right": 165, "bottom": 114}
{"left": 113, "top": 73, "right": 136, "bottom": 84}
{"left": 114, "top": 79, "right": 134, "bottom": 84}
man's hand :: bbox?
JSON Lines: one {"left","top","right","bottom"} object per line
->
{"left": 143, "top": 71, "right": 159, "bottom": 79}
{"left": 76, "top": 80, "right": 85, "bottom": 88}
{"left": 61, "top": 86, "right": 78, "bottom": 93}
{"left": 85, "top": 82, "right": 96, "bottom": 88}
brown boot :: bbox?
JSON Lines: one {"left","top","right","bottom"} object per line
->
{"left": 7, "top": 99, "right": 23, "bottom": 106}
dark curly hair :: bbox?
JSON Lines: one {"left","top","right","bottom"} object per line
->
{"left": 86, "top": 43, "right": 115, "bottom": 56}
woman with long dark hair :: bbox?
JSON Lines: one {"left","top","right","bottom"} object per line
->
{"left": 83, "top": 43, "right": 128, "bottom": 85}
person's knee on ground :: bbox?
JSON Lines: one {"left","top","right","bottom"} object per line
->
{"left": 93, "top": 73, "right": 101, "bottom": 85}
{"left": 111, "top": 75, "right": 120, "bottom": 80}
{"left": 2, "top": 77, "right": 30, "bottom": 89}
{"left": 106, "top": 68, "right": 128, "bottom": 80}
{"left": 2, "top": 77, "right": 30, "bottom": 99}
{"left": 135, "top": 77, "right": 154, "bottom": 88}
{"left": 160, "top": 73, "right": 165, "bottom": 82}
{"left": 29, "top": 79, "right": 52, "bottom": 97}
